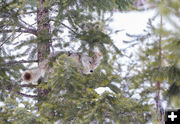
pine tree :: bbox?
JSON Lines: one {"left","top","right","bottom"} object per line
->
{"left": 151, "top": 0, "right": 180, "bottom": 112}
{"left": 0, "top": 0, "right": 154, "bottom": 124}
{"left": 123, "top": 0, "right": 180, "bottom": 123}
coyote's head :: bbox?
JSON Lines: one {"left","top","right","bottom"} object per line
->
{"left": 81, "top": 52, "right": 103, "bottom": 74}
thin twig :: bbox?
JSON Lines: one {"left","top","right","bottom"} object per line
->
{"left": 0, "top": 31, "right": 23, "bottom": 49}
{"left": 12, "top": 32, "right": 23, "bottom": 42}
{"left": 19, "top": 17, "right": 36, "bottom": 30}
{"left": 50, "top": 19, "right": 78, "bottom": 35}
{"left": 15, "top": 18, "right": 37, "bottom": 35}
{"left": 0, "top": 35, "right": 12, "bottom": 47}
{"left": 60, "top": 22, "right": 78, "bottom": 34}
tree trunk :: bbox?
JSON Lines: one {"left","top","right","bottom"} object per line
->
{"left": 37, "top": 0, "right": 51, "bottom": 62}
{"left": 156, "top": 15, "right": 164, "bottom": 124}
{"left": 36, "top": 0, "right": 51, "bottom": 97}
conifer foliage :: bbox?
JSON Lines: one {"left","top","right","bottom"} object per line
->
{"left": 0, "top": 0, "right": 162, "bottom": 123}
{"left": 124, "top": 0, "right": 180, "bottom": 123}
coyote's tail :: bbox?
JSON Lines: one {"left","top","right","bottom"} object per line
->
{"left": 22, "top": 58, "right": 49, "bottom": 82}
{"left": 21, "top": 70, "right": 35, "bottom": 82}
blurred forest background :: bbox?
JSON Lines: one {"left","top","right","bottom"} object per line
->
{"left": 0, "top": 0, "right": 180, "bottom": 124}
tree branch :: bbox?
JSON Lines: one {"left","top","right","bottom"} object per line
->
{"left": 5, "top": 83, "right": 38, "bottom": 98}
{"left": 19, "top": 17, "right": 36, "bottom": 30}
{"left": 60, "top": 22, "right": 78, "bottom": 35}
{"left": 0, "top": 28, "right": 37, "bottom": 35}
{"left": 21, "top": 10, "right": 37, "bottom": 15}
{"left": 0, "top": 31, "right": 25, "bottom": 48}
{"left": 1, "top": 60, "right": 38, "bottom": 67}
{"left": 0, "top": 34, "right": 12, "bottom": 47}
{"left": 16, "top": 91, "right": 38, "bottom": 98}
{"left": 19, "top": 84, "right": 38, "bottom": 88}
{"left": 50, "top": 19, "right": 78, "bottom": 35}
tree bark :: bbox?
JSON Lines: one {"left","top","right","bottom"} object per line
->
{"left": 36, "top": 0, "right": 51, "bottom": 97}
{"left": 37, "top": 0, "right": 51, "bottom": 62}
{"left": 156, "top": 15, "right": 164, "bottom": 124}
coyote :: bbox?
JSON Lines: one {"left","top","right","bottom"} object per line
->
{"left": 22, "top": 52, "right": 103, "bottom": 83}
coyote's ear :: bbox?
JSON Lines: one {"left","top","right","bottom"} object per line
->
{"left": 97, "top": 52, "right": 102, "bottom": 57}
{"left": 94, "top": 52, "right": 103, "bottom": 58}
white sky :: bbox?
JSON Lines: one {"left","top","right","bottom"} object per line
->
{"left": 110, "top": 10, "right": 156, "bottom": 49}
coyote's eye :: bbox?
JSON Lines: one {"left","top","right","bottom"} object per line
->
{"left": 89, "top": 61, "right": 92, "bottom": 64}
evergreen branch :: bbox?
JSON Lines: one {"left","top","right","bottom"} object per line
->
{"left": 12, "top": 17, "right": 37, "bottom": 35}
{"left": 21, "top": 10, "right": 37, "bottom": 14}
{"left": 0, "top": 28, "right": 37, "bottom": 35}
{"left": 16, "top": 91, "right": 38, "bottom": 98}
{"left": 118, "top": 112, "right": 140, "bottom": 123}
{"left": 118, "top": 112, "right": 136, "bottom": 117}
{"left": 0, "top": 34, "right": 12, "bottom": 47}
{"left": 50, "top": 1, "right": 60, "bottom": 6}
{"left": 19, "top": 17, "right": 36, "bottom": 30}
{"left": 60, "top": 22, "right": 78, "bottom": 35}
{"left": 19, "top": 84, "right": 38, "bottom": 88}
{"left": 50, "top": 19, "right": 78, "bottom": 35}
{"left": 13, "top": 31, "right": 23, "bottom": 40}
{"left": 0, "top": 32, "right": 23, "bottom": 48}
{"left": 1, "top": 60, "right": 38, "bottom": 67}
{"left": 6, "top": 83, "right": 38, "bottom": 98}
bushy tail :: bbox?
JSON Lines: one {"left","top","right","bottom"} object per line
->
{"left": 21, "top": 70, "right": 35, "bottom": 82}
{"left": 21, "top": 59, "right": 48, "bottom": 83}
{"left": 21, "top": 68, "right": 45, "bottom": 83}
